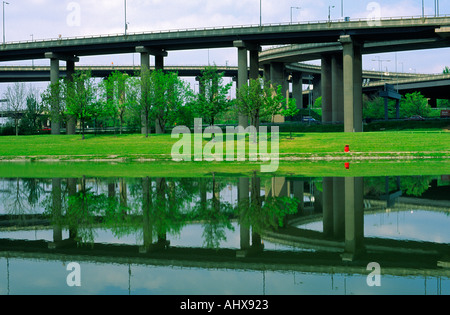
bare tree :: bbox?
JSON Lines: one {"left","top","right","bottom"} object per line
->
{"left": 4, "top": 83, "right": 27, "bottom": 136}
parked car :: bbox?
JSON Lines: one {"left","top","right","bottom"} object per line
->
{"left": 407, "top": 115, "right": 425, "bottom": 121}
{"left": 302, "top": 117, "right": 319, "bottom": 123}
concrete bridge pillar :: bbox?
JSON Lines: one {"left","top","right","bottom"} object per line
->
{"left": 234, "top": 41, "right": 250, "bottom": 128}
{"left": 136, "top": 46, "right": 168, "bottom": 134}
{"left": 331, "top": 53, "right": 344, "bottom": 124}
{"left": 292, "top": 72, "right": 304, "bottom": 110}
{"left": 45, "top": 53, "right": 79, "bottom": 135}
{"left": 66, "top": 60, "right": 77, "bottom": 135}
{"left": 321, "top": 55, "right": 333, "bottom": 123}
{"left": 340, "top": 35, "right": 363, "bottom": 133}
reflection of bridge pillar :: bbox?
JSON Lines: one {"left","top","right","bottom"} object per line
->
{"left": 293, "top": 180, "right": 304, "bottom": 211}
{"left": 332, "top": 53, "right": 344, "bottom": 124}
{"left": 292, "top": 72, "right": 304, "bottom": 110}
{"left": 238, "top": 177, "right": 250, "bottom": 251}
{"left": 340, "top": 35, "right": 363, "bottom": 133}
{"left": 140, "top": 177, "right": 153, "bottom": 253}
{"left": 271, "top": 62, "right": 288, "bottom": 123}
{"left": 321, "top": 55, "right": 333, "bottom": 123}
{"left": 333, "top": 177, "right": 345, "bottom": 239}
{"left": 342, "top": 177, "right": 365, "bottom": 261}
{"left": 51, "top": 178, "right": 62, "bottom": 244}
{"left": 234, "top": 41, "right": 249, "bottom": 128}
{"left": 67, "top": 178, "right": 78, "bottom": 240}
{"left": 322, "top": 177, "right": 334, "bottom": 237}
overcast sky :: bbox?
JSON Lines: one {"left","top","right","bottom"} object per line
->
{"left": 2, "top": 0, "right": 450, "bottom": 92}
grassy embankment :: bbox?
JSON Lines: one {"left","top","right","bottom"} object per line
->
{"left": 0, "top": 130, "right": 448, "bottom": 178}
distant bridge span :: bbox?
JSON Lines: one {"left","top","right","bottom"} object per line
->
{"left": 2, "top": 16, "right": 450, "bottom": 133}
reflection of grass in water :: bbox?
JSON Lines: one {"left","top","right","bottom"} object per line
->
{"left": 0, "top": 159, "right": 448, "bottom": 179}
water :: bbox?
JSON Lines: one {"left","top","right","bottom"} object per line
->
{"left": 0, "top": 174, "right": 448, "bottom": 295}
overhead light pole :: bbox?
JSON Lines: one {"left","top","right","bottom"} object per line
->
{"left": 328, "top": 5, "right": 335, "bottom": 23}
{"left": 290, "top": 7, "right": 301, "bottom": 23}
{"left": 260, "top": 0, "right": 262, "bottom": 27}
{"left": 124, "top": 0, "right": 128, "bottom": 35}
{"left": 3, "top": 1, "right": 9, "bottom": 45}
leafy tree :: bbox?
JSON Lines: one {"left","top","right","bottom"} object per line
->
{"left": 150, "top": 70, "right": 193, "bottom": 134}
{"left": 194, "top": 65, "right": 232, "bottom": 127}
{"left": 4, "top": 83, "right": 29, "bottom": 136}
{"left": 101, "top": 71, "right": 134, "bottom": 135}
{"left": 62, "top": 70, "right": 99, "bottom": 140}
{"left": 235, "top": 77, "right": 289, "bottom": 129}
{"left": 20, "top": 90, "right": 43, "bottom": 135}
{"left": 400, "top": 91, "right": 431, "bottom": 118}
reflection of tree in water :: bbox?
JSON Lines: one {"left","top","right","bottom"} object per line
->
{"left": 364, "top": 176, "right": 435, "bottom": 197}
{"left": 194, "top": 176, "right": 234, "bottom": 249}
{"left": 238, "top": 174, "right": 301, "bottom": 236}
{"left": 41, "top": 176, "right": 302, "bottom": 248}
{"left": 3, "top": 178, "right": 50, "bottom": 223}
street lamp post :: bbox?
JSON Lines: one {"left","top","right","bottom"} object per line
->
{"left": 3, "top": 1, "right": 9, "bottom": 45}
{"left": 290, "top": 7, "right": 301, "bottom": 23}
{"left": 260, "top": 0, "right": 262, "bottom": 27}
{"left": 124, "top": 0, "right": 128, "bottom": 35}
{"left": 328, "top": 5, "right": 335, "bottom": 23}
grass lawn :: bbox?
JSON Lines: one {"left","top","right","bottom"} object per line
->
{"left": 0, "top": 130, "right": 448, "bottom": 178}
{"left": 0, "top": 131, "right": 448, "bottom": 160}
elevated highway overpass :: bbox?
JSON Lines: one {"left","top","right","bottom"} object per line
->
{"left": 2, "top": 16, "right": 450, "bottom": 133}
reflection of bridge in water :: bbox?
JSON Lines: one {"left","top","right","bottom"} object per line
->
{"left": 0, "top": 176, "right": 448, "bottom": 279}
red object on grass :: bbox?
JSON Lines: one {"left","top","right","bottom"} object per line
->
{"left": 345, "top": 162, "right": 350, "bottom": 169}
{"left": 345, "top": 145, "right": 350, "bottom": 153}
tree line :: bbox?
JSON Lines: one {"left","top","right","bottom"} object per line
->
{"left": 2, "top": 65, "right": 298, "bottom": 138}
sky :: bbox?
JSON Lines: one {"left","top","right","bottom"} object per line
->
{"left": 2, "top": 0, "right": 450, "bottom": 94}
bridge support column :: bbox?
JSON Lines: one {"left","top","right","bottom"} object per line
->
{"left": 321, "top": 55, "right": 332, "bottom": 123}
{"left": 342, "top": 177, "right": 365, "bottom": 261}
{"left": 136, "top": 46, "right": 168, "bottom": 135}
{"left": 49, "top": 58, "right": 61, "bottom": 135}
{"left": 234, "top": 41, "right": 250, "bottom": 128}
{"left": 340, "top": 35, "right": 363, "bottom": 133}
{"left": 66, "top": 60, "right": 77, "bottom": 135}
{"left": 139, "top": 50, "right": 150, "bottom": 135}
{"left": 332, "top": 53, "right": 344, "bottom": 124}
{"left": 45, "top": 53, "right": 79, "bottom": 135}
{"left": 292, "top": 72, "right": 303, "bottom": 110}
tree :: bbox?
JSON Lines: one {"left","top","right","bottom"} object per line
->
{"left": 194, "top": 65, "right": 232, "bottom": 127}
{"left": 20, "top": 88, "right": 43, "bottom": 135}
{"left": 63, "top": 70, "right": 99, "bottom": 140}
{"left": 400, "top": 92, "right": 431, "bottom": 118}
{"left": 281, "top": 100, "right": 300, "bottom": 139}
{"left": 4, "top": 83, "right": 27, "bottom": 136}
{"left": 150, "top": 70, "right": 193, "bottom": 134}
{"left": 101, "top": 71, "right": 133, "bottom": 135}
{"left": 235, "top": 77, "right": 289, "bottom": 129}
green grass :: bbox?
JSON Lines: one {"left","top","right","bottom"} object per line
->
{"left": 0, "top": 131, "right": 448, "bottom": 178}
{"left": 0, "top": 131, "right": 447, "bottom": 160}
{"left": 0, "top": 160, "right": 448, "bottom": 178}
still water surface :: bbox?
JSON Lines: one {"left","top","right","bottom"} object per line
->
{"left": 0, "top": 174, "right": 448, "bottom": 295}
